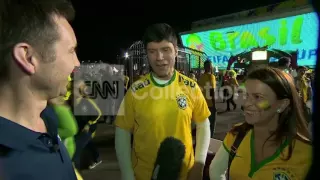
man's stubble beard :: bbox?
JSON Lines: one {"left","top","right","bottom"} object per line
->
{"left": 156, "top": 69, "right": 174, "bottom": 80}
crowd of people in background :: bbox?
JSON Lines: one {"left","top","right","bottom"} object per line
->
{"left": 77, "top": 54, "right": 315, "bottom": 123}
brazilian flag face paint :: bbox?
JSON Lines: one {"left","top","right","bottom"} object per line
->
{"left": 63, "top": 91, "right": 71, "bottom": 101}
{"left": 256, "top": 100, "right": 271, "bottom": 110}
{"left": 64, "top": 75, "right": 72, "bottom": 100}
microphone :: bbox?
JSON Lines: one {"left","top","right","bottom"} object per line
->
{"left": 151, "top": 137, "right": 185, "bottom": 180}
{"left": 50, "top": 136, "right": 60, "bottom": 153}
{"left": 51, "top": 144, "right": 60, "bottom": 152}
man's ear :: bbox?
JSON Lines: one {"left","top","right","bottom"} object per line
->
{"left": 174, "top": 45, "right": 178, "bottom": 57}
{"left": 13, "top": 43, "right": 37, "bottom": 74}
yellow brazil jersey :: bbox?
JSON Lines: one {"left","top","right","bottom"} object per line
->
{"left": 197, "top": 73, "right": 216, "bottom": 107}
{"left": 115, "top": 70, "right": 211, "bottom": 180}
{"left": 296, "top": 77, "right": 309, "bottom": 103}
{"left": 74, "top": 167, "right": 83, "bottom": 180}
{"left": 223, "top": 128, "right": 312, "bottom": 180}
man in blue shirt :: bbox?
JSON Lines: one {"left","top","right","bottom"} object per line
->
{"left": 0, "top": 106, "right": 76, "bottom": 179}
{"left": 0, "top": 0, "right": 80, "bottom": 179}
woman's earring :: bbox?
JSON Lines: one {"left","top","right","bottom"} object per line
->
{"left": 277, "top": 109, "right": 281, "bottom": 113}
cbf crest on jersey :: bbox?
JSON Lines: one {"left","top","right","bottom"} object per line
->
{"left": 176, "top": 94, "right": 187, "bottom": 110}
{"left": 273, "top": 167, "right": 294, "bottom": 180}
{"left": 273, "top": 171, "right": 291, "bottom": 180}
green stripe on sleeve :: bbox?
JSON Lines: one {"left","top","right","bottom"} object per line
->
{"left": 222, "top": 142, "right": 230, "bottom": 154}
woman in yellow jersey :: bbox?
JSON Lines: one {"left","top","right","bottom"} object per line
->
{"left": 209, "top": 67, "right": 311, "bottom": 180}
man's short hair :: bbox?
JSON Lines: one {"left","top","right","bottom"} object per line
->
{"left": 0, "top": 0, "right": 75, "bottom": 79}
{"left": 204, "top": 60, "right": 213, "bottom": 68}
{"left": 278, "top": 57, "right": 291, "bottom": 67}
{"left": 142, "top": 23, "right": 178, "bottom": 48}
{"left": 204, "top": 60, "right": 212, "bottom": 66}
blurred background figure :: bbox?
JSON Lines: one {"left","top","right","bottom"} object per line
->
{"left": 198, "top": 60, "right": 217, "bottom": 137}
{"left": 225, "top": 70, "right": 239, "bottom": 111}
{"left": 189, "top": 71, "right": 197, "bottom": 82}
{"left": 69, "top": 79, "right": 102, "bottom": 170}
{"left": 278, "top": 57, "right": 292, "bottom": 75}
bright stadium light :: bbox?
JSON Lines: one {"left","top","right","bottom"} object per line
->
{"left": 124, "top": 52, "right": 129, "bottom": 58}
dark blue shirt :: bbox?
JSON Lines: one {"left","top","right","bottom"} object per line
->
{"left": 0, "top": 106, "right": 76, "bottom": 180}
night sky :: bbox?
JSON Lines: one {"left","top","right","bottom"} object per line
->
{"left": 70, "top": 0, "right": 284, "bottom": 63}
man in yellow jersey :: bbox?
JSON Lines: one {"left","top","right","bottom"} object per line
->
{"left": 198, "top": 60, "right": 216, "bottom": 137}
{"left": 115, "top": 23, "right": 211, "bottom": 180}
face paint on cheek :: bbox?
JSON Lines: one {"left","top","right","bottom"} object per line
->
{"left": 256, "top": 100, "right": 271, "bottom": 110}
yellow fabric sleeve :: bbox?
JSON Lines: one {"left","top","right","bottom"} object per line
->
{"left": 211, "top": 75, "right": 216, "bottom": 89}
{"left": 192, "top": 85, "right": 211, "bottom": 123}
{"left": 114, "top": 89, "right": 135, "bottom": 132}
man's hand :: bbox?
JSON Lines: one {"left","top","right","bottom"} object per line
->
{"left": 187, "top": 162, "right": 204, "bottom": 180}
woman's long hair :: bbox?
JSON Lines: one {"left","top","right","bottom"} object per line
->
{"left": 231, "top": 67, "right": 311, "bottom": 160}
